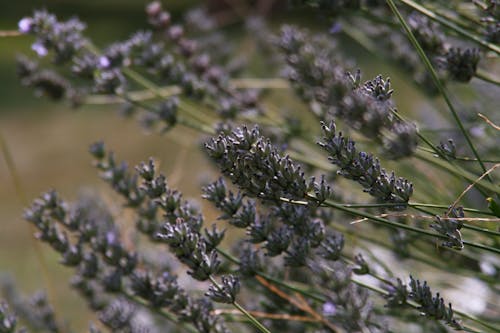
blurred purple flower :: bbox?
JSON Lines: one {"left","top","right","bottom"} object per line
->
{"left": 329, "top": 22, "right": 342, "bottom": 34}
{"left": 32, "top": 42, "right": 48, "bottom": 57}
{"left": 98, "top": 56, "right": 111, "bottom": 69}
{"left": 323, "top": 301, "right": 336, "bottom": 316}
{"left": 106, "top": 230, "right": 117, "bottom": 245}
{"left": 18, "top": 17, "right": 33, "bottom": 33}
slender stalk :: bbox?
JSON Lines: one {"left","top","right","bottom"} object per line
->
{"left": 475, "top": 69, "right": 500, "bottom": 86}
{"left": 307, "top": 195, "right": 500, "bottom": 254}
{"left": 86, "top": 78, "right": 289, "bottom": 104}
{"left": 280, "top": 198, "right": 496, "bottom": 216}
{"left": 229, "top": 78, "right": 290, "bottom": 89}
{"left": 86, "top": 86, "right": 181, "bottom": 104}
{"left": 178, "top": 98, "right": 217, "bottom": 126}
{"left": 415, "top": 150, "right": 499, "bottom": 194}
{"left": 386, "top": 0, "right": 491, "bottom": 184}
{"left": 417, "top": 146, "right": 500, "bottom": 163}
{"left": 409, "top": 202, "right": 495, "bottom": 216}
{"left": 208, "top": 276, "right": 272, "bottom": 333}
{"left": 117, "top": 94, "right": 215, "bottom": 135}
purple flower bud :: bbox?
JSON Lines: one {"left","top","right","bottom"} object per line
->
{"left": 106, "top": 231, "right": 117, "bottom": 245}
{"left": 32, "top": 42, "right": 48, "bottom": 57}
{"left": 146, "top": 1, "right": 162, "bottom": 17}
{"left": 329, "top": 22, "right": 342, "bottom": 34}
{"left": 322, "top": 302, "right": 336, "bottom": 316}
{"left": 18, "top": 17, "right": 33, "bottom": 34}
{"left": 98, "top": 56, "right": 111, "bottom": 69}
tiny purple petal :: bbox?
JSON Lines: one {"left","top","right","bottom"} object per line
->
{"left": 470, "top": 125, "right": 485, "bottom": 138}
{"left": 329, "top": 22, "right": 342, "bottom": 34}
{"left": 18, "top": 17, "right": 33, "bottom": 34}
{"left": 31, "top": 42, "right": 48, "bottom": 57}
{"left": 106, "top": 231, "right": 117, "bottom": 245}
{"left": 98, "top": 56, "right": 111, "bottom": 69}
{"left": 322, "top": 302, "right": 336, "bottom": 316}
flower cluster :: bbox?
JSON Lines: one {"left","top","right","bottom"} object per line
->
{"left": 18, "top": 10, "right": 87, "bottom": 63}
{"left": 430, "top": 206, "right": 465, "bottom": 249}
{"left": 9, "top": 2, "right": 499, "bottom": 332}
{"left": 0, "top": 302, "right": 18, "bottom": 333}
{"left": 440, "top": 48, "right": 480, "bottom": 83}
{"left": 205, "top": 125, "right": 314, "bottom": 202}
{"left": 436, "top": 139, "right": 457, "bottom": 160}
{"left": 23, "top": 185, "right": 228, "bottom": 332}
{"left": 318, "top": 121, "right": 413, "bottom": 209}
{"left": 16, "top": 55, "right": 72, "bottom": 101}
{"left": 17, "top": 4, "right": 267, "bottom": 134}
{"left": 202, "top": 174, "right": 386, "bottom": 332}
{"left": 203, "top": 177, "right": 338, "bottom": 267}
{"left": 313, "top": 262, "right": 382, "bottom": 332}
{"left": 1, "top": 278, "right": 61, "bottom": 332}
{"left": 291, "top": 0, "right": 490, "bottom": 91}
{"left": 407, "top": 12, "right": 446, "bottom": 55}
{"left": 206, "top": 275, "right": 240, "bottom": 304}
{"left": 389, "top": 12, "right": 481, "bottom": 85}
{"left": 91, "top": 143, "right": 227, "bottom": 283}
{"left": 408, "top": 276, "right": 463, "bottom": 329}
{"left": 275, "top": 25, "right": 418, "bottom": 158}
{"left": 385, "top": 276, "right": 463, "bottom": 329}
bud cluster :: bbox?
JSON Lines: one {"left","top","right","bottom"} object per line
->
{"left": 275, "top": 26, "right": 418, "bottom": 158}
{"left": 23, "top": 186, "right": 228, "bottom": 332}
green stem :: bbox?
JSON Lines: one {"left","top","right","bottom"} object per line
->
{"left": 386, "top": 0, "right": 491, "bottom": 185}
{"left": 409, "top": 202, "right": 495, "bottom": 215}
{"left": 417, "top": 146, "right": 500, "bottom": 163}
{"left": 232, "top": 302, "right": 272, "bottom": 333}
{"left": 229, "top": 78, "right": 290, "bottom": 89}
{"left": 121, "top": 67, "right": 164, "bottom": 98}
{"left": 307, "top": 195, "right": 500, "bottom": 254}
{"left": 117, "top": 94, "right": 215, "bottom": 135}
{"left": 280, "top": 198, "right": 495, "bottom": 216}
{"left": 208, "top": 276, "right": 272, "bottom": 333}
{"left": 178, "top": 99, "right": 217, "bottom": 127}
{"left": 396, "top": 0, "right": 500, "bottom": 54}
{"left": 85, "top": 78, "right": 289, "bottom": 105}
{"left": 411, "top": 202, "right": 495, "bottom": 216}
{"left": 475, "top": 69, "right": 500, "bottom": 86}
{"left": 415, "top": 150, "right": 499, "bottom": 194}
{"left": 316, "top": 196, "right": 443, "bottom": 236}
{"left": 86, "top": 86, "right": 181, "bottom": 104}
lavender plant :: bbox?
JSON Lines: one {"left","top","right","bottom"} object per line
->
{"left": 1, "top": 1, "right": 499, "bottom": 333}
